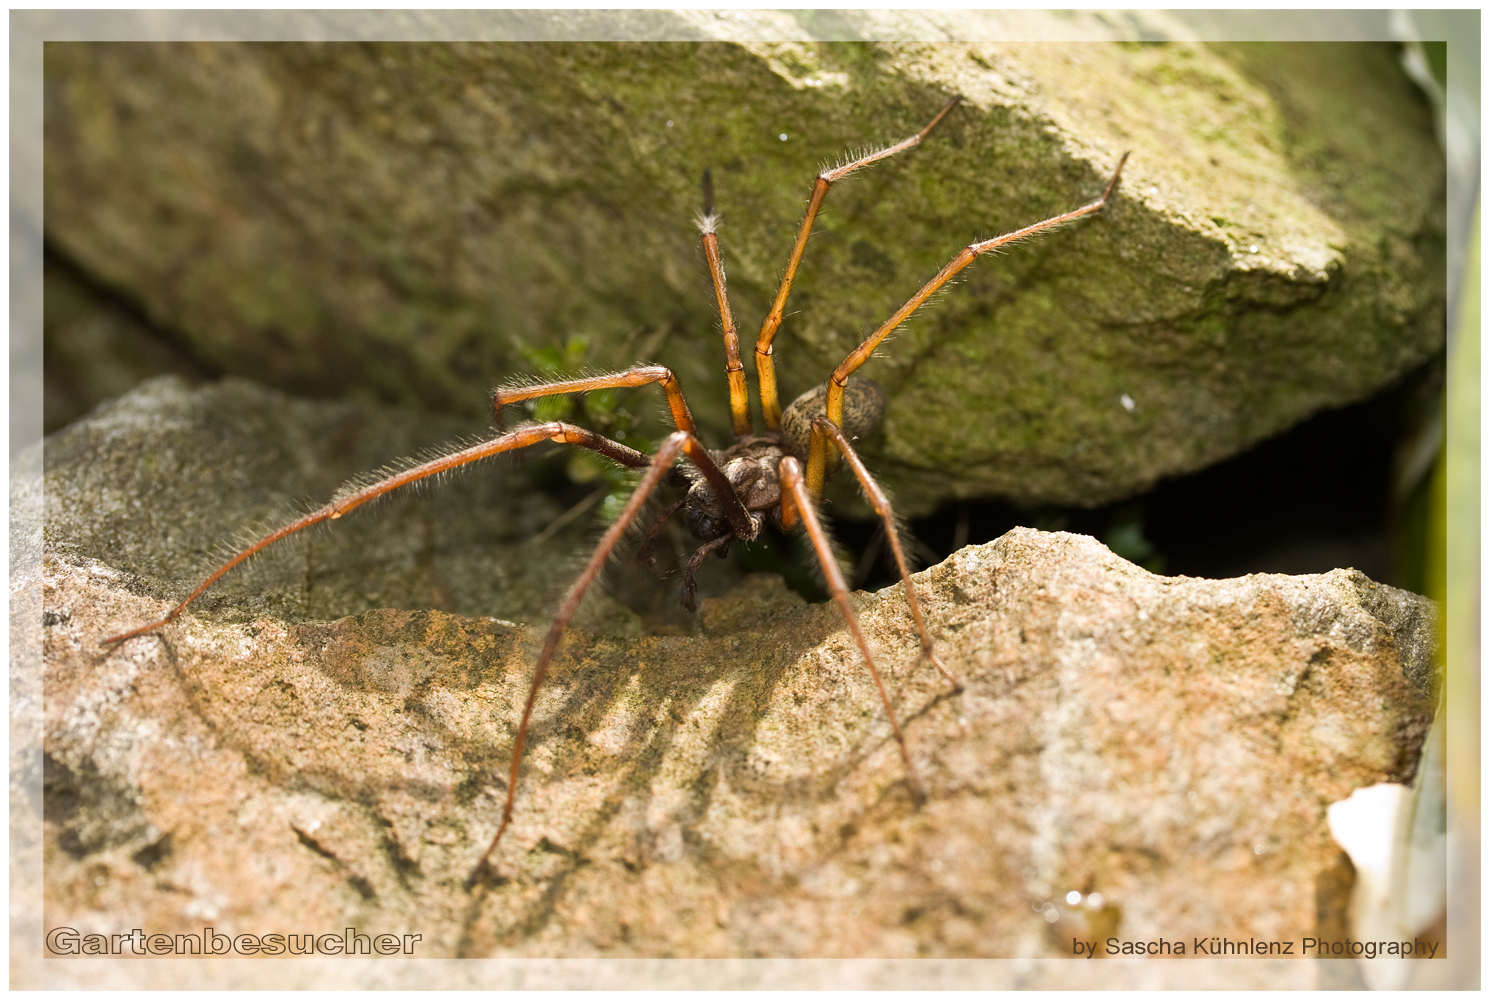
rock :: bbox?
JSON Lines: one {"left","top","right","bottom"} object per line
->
{"left": 42, "top": 23, "right": 1444, "bottom": 515}
{"left": 39, "top": 380, "right": 1437, "bottom": 977}
{"left": 41, "top": 375, "right": 663, "bottom": 636}
{"left": 42, "top": 254, "right": 208, "bottom": 435}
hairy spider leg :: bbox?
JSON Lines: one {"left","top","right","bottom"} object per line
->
{"left": 636, "top": 496, "right": 688, "bottom": 569}
{"left": 100, "top": 423, "right": 654, "bottom": 647}
{"left": 470, "top": 429, "right": 753, "bottom": 885}
{"left": 698, "top": 214, "right": 753, "bottom": 439}
{"left": 778, "top": 455, "right": 927, "bottom": 801}
{"left": 754, "top": 96, "right": 962, "bottom": 432}
{"left": 681, "top": 534, "right": 733, "bottom": 610}
{"left": 492, "top": 365, "right": 697, "bottom": 436}
{"left": 697, "top": 208, "right": 802, "bottom": 531}
{"left": 813, "top": 417, "right": 962, "bottom": 692}
{"left": 805, "top": 151, "right": 1131, "bottom": 500}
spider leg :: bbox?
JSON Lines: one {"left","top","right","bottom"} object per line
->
{"left": 470, "top": 428, "right": 754, "bottom": 885}
{"left": 754, "top": 96, "right": 961, "bottom": 432}
{"left": 778, "top": 454, "right": 927, "bottom": 803}
{"left": 100, "top": 422, "right": 650, "bottom": 646}
{"left": 698, "top": 213, "right": 753, "bottom": 439}
{"left": 492, "top": 365, "right": 698, "bottom": 436}
{"left": 804, "top": 150, "right": 1130, "bottom": 500}
{"left": 680, "top": 534, "right": 731, "bottom": 611}
{"left": 637, "top": 497, "right": 687, "bottom": 568}
{"left": 814, "top": 418, "right": 962, "bottom": 692}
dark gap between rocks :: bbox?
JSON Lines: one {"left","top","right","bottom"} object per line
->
{"left": 832, "top": 357, "right": 1443, "bottom": 598}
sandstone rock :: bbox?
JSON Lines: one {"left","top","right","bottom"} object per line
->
{"left": 39, "top": 386, "right": 1437, "bottom": 979}
{"left": 43, "top": 23, "right": 1444, "bottom": 515}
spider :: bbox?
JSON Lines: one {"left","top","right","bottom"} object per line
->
{"left": 102, "top": 95, "right": 1128, "bottom": 887}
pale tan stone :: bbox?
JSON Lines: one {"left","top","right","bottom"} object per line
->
{"left": 43, "top": 523, "right": 1435, "bottom": 969}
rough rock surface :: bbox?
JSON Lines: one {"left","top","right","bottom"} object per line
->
{"left": 42, "top": 376, "right": 664, "bottom": 637}
{"left": 43, "top": 27, "right": 1444, "bottom": 514}
{"left": 40, "top": 373, "right": 1438, "bottom": 970}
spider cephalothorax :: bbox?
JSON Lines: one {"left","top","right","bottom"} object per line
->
{"left": 679, "top": 440, "right": 773, "bottom": 539}
{"left": 102, "top": 95, "right": 1127, "bottom": 888}
{"left": 665, "top": 376, "right": 885, "bottom": 601}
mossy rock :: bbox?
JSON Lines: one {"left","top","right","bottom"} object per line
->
{"left": 43, "top": 29, "right": 1443, "bottom": 515}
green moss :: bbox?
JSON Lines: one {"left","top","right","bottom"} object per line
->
{"left": 45, "top": 39, "right": 1444, "bottom": 515}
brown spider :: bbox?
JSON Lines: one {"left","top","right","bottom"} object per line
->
{"left": 102, "top": 95, "right": 1128, "bottom": 887}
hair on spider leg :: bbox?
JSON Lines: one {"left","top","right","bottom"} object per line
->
{"left": 842, "top": 500, "right": 930, "bottom": 594}
{"left": 327, "top": 434, "right": 500, "bottom": 502}
{"left": 190, "top": 512, "right": 312, "bottom": 601}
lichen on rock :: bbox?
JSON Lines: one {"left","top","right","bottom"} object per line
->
{"left": 43, "top": 33, "right": 1443, "bottom": 515}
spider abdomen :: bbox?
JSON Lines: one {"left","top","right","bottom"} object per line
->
{"left": 780, "top": 377, "right": 886, "bottom": 458}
